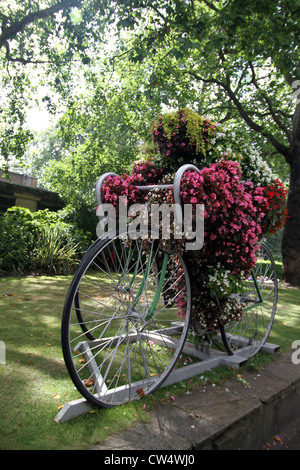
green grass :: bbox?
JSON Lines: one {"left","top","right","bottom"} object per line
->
{"left": 0, "top": 275, "right": 299, "bottom": 450}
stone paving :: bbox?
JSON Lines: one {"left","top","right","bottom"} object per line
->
{"left": 89, "top": 351, "right": 300, "bottom": 451}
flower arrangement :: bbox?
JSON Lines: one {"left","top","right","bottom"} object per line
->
{"left": 152, "top": 108, "right": 217, "bottom": 173}
{"left": 180, "top": 160, "right": 264, "bottom": 273}
{"left": 99, "top": 108, "right": 288, "bottom": 328}
{"left": 100, "top": 173, "right": 145, "bottom": 217}
{"left": 259, "top": 178, "right": 289, "bottom": 235}
{"left": 100, "top": 160, "right": 164, "bottom": 216}
{"left": 147, "top": 159, "right": 265, "bottom": 328}
{"left": 131, "top": 159, "right": 164, "bottom": 186}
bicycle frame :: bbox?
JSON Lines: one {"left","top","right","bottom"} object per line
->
{"left": 120, "top": 241, "right": 169, "bottom": 322}
{"left": 96, "top": 164, "right": 201, "bottom": 228}
{"left": 242, "top": 269, "right": 264, "bottom": 313}
{"left": 95, "top": 164, "right": 271, "bottom": 338}
{"left": 58, "top": 169, "right": 279, "bottom": 417}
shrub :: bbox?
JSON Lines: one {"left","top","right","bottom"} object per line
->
{"left": 0, "top": 207, "right": 92, "bottom": 275}
{"left": 31, "top": 226, "right": 79, "bottom": 275}
{"left": 0, "top": 207, "right": 36, "bottom": 274}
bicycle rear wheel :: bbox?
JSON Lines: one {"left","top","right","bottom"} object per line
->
{"left": 220, "top": 242, "right": 278, "bottom": 358}
{"left": 62, "top": 227, "right": 191, "bottom": 407}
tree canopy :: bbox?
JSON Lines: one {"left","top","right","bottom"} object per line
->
{"left": 1, "top": 1, "right": 298, "bottom": 170}
{"left": 1, "top": 0, "right": 300, "bottom": 284}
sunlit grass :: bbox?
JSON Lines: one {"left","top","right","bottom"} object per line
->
{"left": 266, "top": 282, "right": 300, "bottom": 350}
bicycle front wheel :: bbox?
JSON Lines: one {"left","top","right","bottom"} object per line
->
{"left": 61, "top": 227, "right": 191, "bottom": 407}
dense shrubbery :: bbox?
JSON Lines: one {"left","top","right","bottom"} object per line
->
{"left": 0, "top": 207, "right": 92, "bottom": 275}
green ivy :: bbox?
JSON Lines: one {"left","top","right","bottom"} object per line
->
{"left": 153, "top": 108, "right": 207, "bottom": 155}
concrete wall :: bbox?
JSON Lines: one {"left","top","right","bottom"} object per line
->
{"left": 0, "top": 171, "right": 38, "bottom": 188}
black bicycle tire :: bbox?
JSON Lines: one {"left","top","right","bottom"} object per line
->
{"left": 61, "top": 229, "right": 192, "bottom": 407}
{"left": 219, "top": 241, "right": 278, "bottom": 357}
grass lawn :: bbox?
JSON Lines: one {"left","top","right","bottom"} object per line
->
{"left": 0, "top": 274, "right": 299, "bottom": 450}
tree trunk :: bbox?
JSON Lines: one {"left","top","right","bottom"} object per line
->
{"left": 282, "top": 101, "right": 300, "bottom": 286}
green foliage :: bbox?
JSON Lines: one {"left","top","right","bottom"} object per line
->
{"left": 219, "top": 0, "right": 300, "bottom": 82}
{"left": 0, "top": 0, "right": 113, "bottom": 166}
{"left": 1, "top": 0, "right": 298, "bottom": 173}
{"left": 205, "top": 264, "right": 245, "bottom": 300}
{"left": 57, "top": 204, "right": 99, "bottom": 238}
{"left": 31, "top": 226, "right": 79, "bottom": 275}
{"left": 0, "top": 207, "right": 92, "bottom": 275}
{"left": 39, "top": 77, "right": 160, "bottom": 225}
{"left": 114, "top": 0, "right": 296, "bottom": 172}
{"left": 0, "top": 209, "right": 35, "bottom": 274}
{"left": 266, "top": 227, "right": 284, "bottom": 261}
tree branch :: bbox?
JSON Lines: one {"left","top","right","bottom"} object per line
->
{"left": 5, "top": 53, "right": 81, "bottom": 66}
{"left": 0, "top": 0, "right": 82, "bottom": 49}
{"left": 184, "top": 68, "right": 291, "bottom": 161}
{"left": 223, "top": 76, "right": 291, "bottom": 160}
{"left": 248, "top": 61, "right": 292, "bottom": 142}
{"left": 202, "top": 0, "right": 220, "bottom": 13}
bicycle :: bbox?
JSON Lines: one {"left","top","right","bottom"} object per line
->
{"left": 61, "top": 164, "right": 278, "bottom": 408}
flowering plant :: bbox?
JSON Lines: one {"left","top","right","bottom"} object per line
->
{"left": 131, "top": 159, "right": 164, "bottom": 186}
{"left": 146, "top": 159, "right": 265, "bottom": 328}
{"left": 100, "top": 173, "right": 145, "bottom": 217}
{"left": 152, "top": 108, "right": 217, "bottom": 173}
{"left": 99, "top": 108, "right": 288, "bottom": 328}
{"left": 179, "top": 160, "right": 264, "bottom": 274}
{"left": 100, "top": 160, "right": 164, "bottom": 215}
{"left": 259, "top": 179, "right": 289, "bottom": 235}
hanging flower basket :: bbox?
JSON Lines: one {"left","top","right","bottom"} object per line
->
{"left": 152, "top": 108, "right": 217, "bottom": 172}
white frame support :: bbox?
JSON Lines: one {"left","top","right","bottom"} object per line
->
{"left": 55, "top": 325, "right": 279, "bottom": 423}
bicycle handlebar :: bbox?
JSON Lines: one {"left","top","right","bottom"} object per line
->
{"left": 95, "top": 163, "right": 201, "bottom": 225}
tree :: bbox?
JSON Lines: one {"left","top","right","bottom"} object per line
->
{"left": 40, "top": 74, "right": 160, "bottom": 233}
{"left": 109, "top": 0, "right": 300, "bottom": 285}
{"left": 1, "top": 0, "right": 299, "bottom": 285}
{"left": 0, "top": 0, "right": 116, "bottom": 166}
